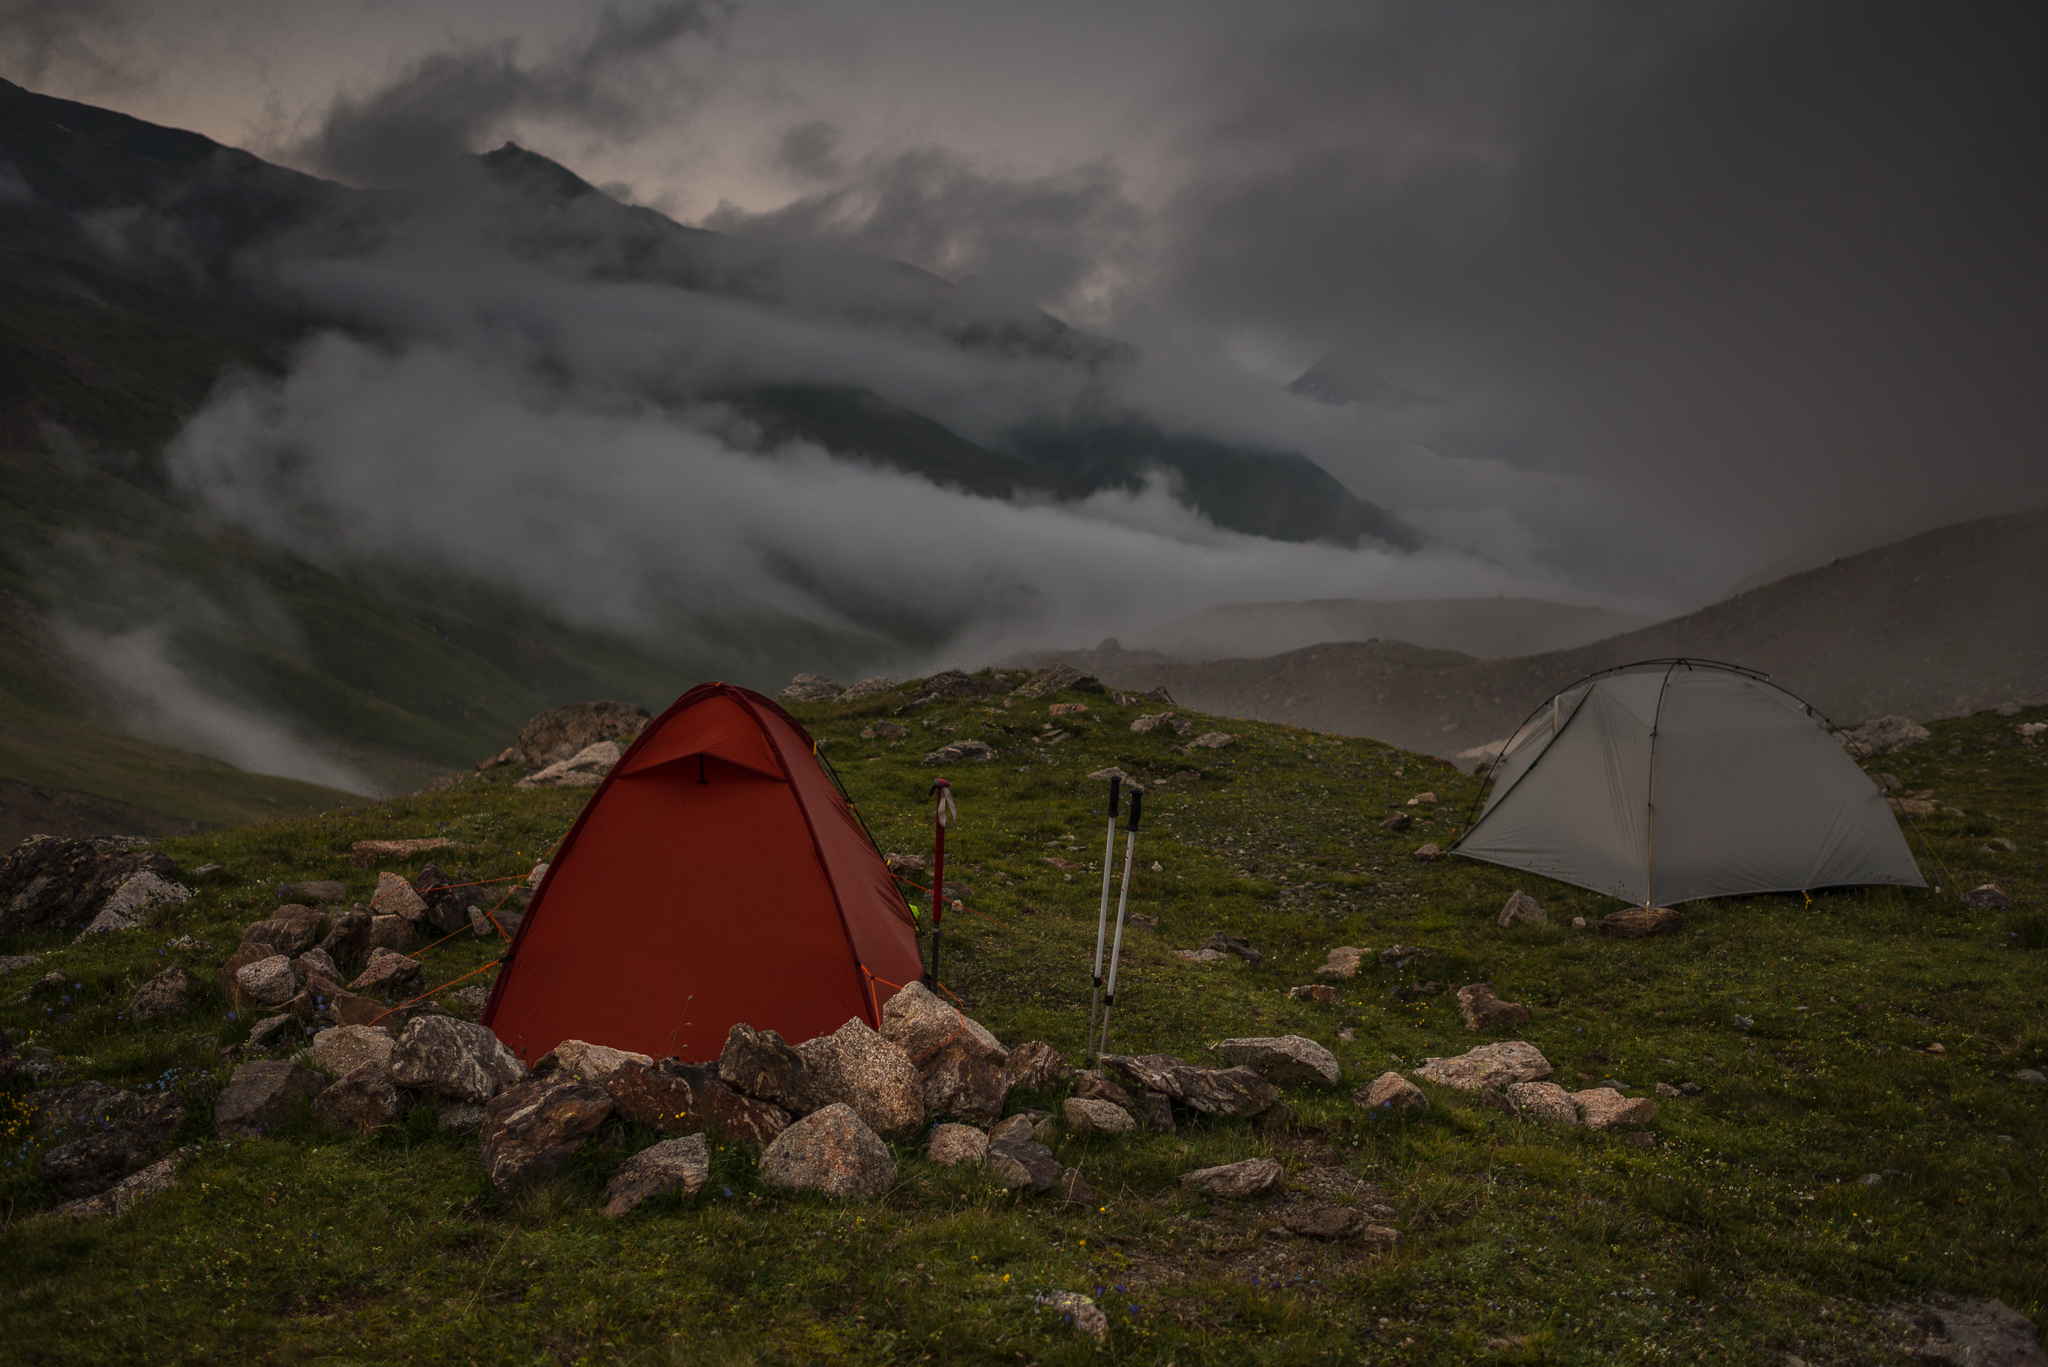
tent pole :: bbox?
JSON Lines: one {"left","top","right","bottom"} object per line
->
{"left": 1094, "top": 789, "right": 1143, "bottom": 1064}
{"left": 1085, "top": 776, "right": 1122, "bottom": 1065}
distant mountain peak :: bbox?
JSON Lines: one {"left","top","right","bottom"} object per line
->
{"left": 1288, "top": 353, "right": 1399, "bottom": 406}
{"left": 477, "top": 142, "right": 603, "bottom": 203}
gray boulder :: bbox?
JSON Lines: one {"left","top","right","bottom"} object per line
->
{"left": 1356, "top": 1072, "right": 1428, "bottom": 1113}
{"left": 311, "top": 1063, "right": 403, "bottom": 1133}
{"left": 798, "top": 1018, "right": 924, "bottom": 1135}
{"left": 389, "top": 1016, "right": 525, "bottom": 1103}
{"left": 1180, "top": 1157, "right": 1283, "bottom": 1199}
{"left": 78, "top": 871, "right": 191, "bottom": 938}
{"left": 719, "top": 1023, "right": 816, "bottom": 1114}
{"left": 235, "top": 955, "right": 299, "bottom": 1008}
{"left": 1840, "top": 715, "right": 1931, "bottom": 758}
{"left": 1212, "top": 1035, "right": 1341, "bottom": 1087}
{"left": 515, "top": 700, "right": 652, "bottom": 767}
{"left": 781, "top": 674, "right": 842, "bottom": 702}
{"left": 921, "top": 1041, "right": 1010, "bottom": 1125}
{"left": 310, "top": 1024, "right": 397, "bottom": 1078}
{"left": 1413, "top": 1041, "right": 1553, "bottom": 1092}
{"left": 1910, "top": 1299, "right": 2047, "bottom": 1367}
{"left": 41, "top": 1091, "right": 185, "bottom": 1198}
{"left": 1570, "top": 1088, "right": 1657, "bottom": 1130}
{"left": 1002, "top": 1040, "right": 1070, "bottom": 1092}
{"left": 317, "top": 908, "right": 374, "bottom": 975}
{"left": 879, "top": 979, "right": 1006, "bottom": 1066}
{"left": 349, "top": 946, "right": 424, "bottom": 999}
{"left": 1101, "top": 1053, "right": 1280, "bottom": 1116}
{"left": 1061, "top": 1097, "right": 1135, "bottom": 1136}
{"left": 606, "top": 1060, "right": 790, "bottom": 1145}
{"left": 50, "top": 1147, "right": 194, "bottom": 1218}
{"left": 478, "top": 1075, "right": 614, "bottom": 1191}
{"left": 757, "top": 1102, "right": 895, "bottom": 1199}
{"left": 128, "top": 965, "right": 194, "bottom": 1021}
{"left": 603, "top": 1134, "right": 711, "bottom": 1217}
{"left": 987, "top": 1137, "right": 1062, "bottom": 1191}
{"left": 926, "top": 1123, "right": 988, "bottom": 1167}
{"left": 1505, "top": 1081, "right": 1580, "bottom": 1125}
{"left": 240, "top": 907, "right": 324, "bottom": 956}
{"left": 292, "top": 947, "right": 340, "bottom": 984}
{"left": 1497, "top": 890, "right": 1547, "bottom": 927}
{"left": 214, "top": 1060, "right": 325, "bottom": 1140}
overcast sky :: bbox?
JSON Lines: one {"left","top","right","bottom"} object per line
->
{"left": 8, "top": 0, "right": 2045, "bottom": 605}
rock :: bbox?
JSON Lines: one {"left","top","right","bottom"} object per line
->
{"left": 1288, "top": 984, "right": 1338, "bottom": 1004}
{"left": 478, "top": 1075, "right": 614, "bottom": 1191}
{"left": 923, "top": 739, "right": 995, "bottom": 764}
{"left": 0, "top": 952, "right": 42, "bottom": 976}
{"left": 987, "top": 1137, "right": 1062, "bottom": 1191}
{"left": 1039, "top": 1290, "right": 1109, "bottom": 1341}
{"left": 799, "top": 1018, "right": 924, "bottom": 1134}
{"left": 1356, "top": 1072, "right": 1428, "bottom": 1113}
{"left": 1177, "top": 947, "right": 1229, "bottom": 962}
{"left": 1130, "top": 1092, "right": 1174, "bottom": 1133}
{"left": 389, "top": 1016, "right": 525, "bottom": 1103}
{"left": 240, "top": 906, "right": 324, "bottom": 956}
{"left": 236, "top": 955, "right": 299, "bottom": 1007}
{"left": 719, "top": 1023, "right": 816, "bottom": 1114}
{"left": 1284, "top": 1206, "right": 1368, "bottom": 1238}
{"left": 534, "top": 1039, "right": 655, "bottom": 1084}
{"left": 368, "top": 871, "right": 431, "bottom": 922}
{"left": 1457, "top": 983, "right": 1532, "bottom": 1031}
{"left": 1057, "top": 1167, "right": 1097, "bottom": 1205}
{"left": 40, "top": 1091, "right": 185, "bottom": 1197}
{"left": 1173, "top": 1065, "right": 1279, "bottom": 1117}
{"left": 840, "top": 676, "right": 898, "bottom": 701}
{"left": 926, "top": 1122, "right": 989, "bottom": 1166}
{"left": 1203, "top": 930, "right": 1261, "bottom": 964}
{"left": 1572, "top": 916, "right": 1588, "bottom": 929}
{"left": 349, "top": 947, "right": 423, "bottom": 998}
{"left": 1910, "top": 1299, "right": 2048, "bottom": 1367}
{"left": 78, "top": 870, "right": 192, "bottom": 938}
{"left": 278, "top": 880, "right": 347, "bottom": 903}
{"left": 370, "top": 912, "right": 419, "bottom": 952}
{"left": 292, "top": 947, "right": 340, "bottom": 984}
{"left": 1414, "top": 1041, "right": 1554, "bottom": 1092}
{"left": 317, "top": 908, "right": 374, "bottom": 974}
{"left": 1839, "top": 715, "right": 1931, "bottom": 758}
{"left": 515, "top": 699, "right": 651, "bottom": 767}
{"left": 1655, "top": 1081, "right": 1682, "bottom": 1098}
{"left": 782, "top": 673, "right": 842, "bottom": 702}
{"left": 1497, "top": 890, "right": 1547, "bottom": 927}
{"left": 988, "top": 1114, "right": 1037, "bottom": 1145}
{"left": 50, "top": 1147, "right": 194, "bottom": 1218}
{"left": 1015, "top": 665, "right": 1103, "bottom": 699}
{"left": 1190, "top": 732, "right": 1234, "bottom": 749}
{"left": 1062, "top": 1097, "right": 1136, "bottom": 1135}
{"left": 879, "top": 979, "right": 1006, "bottom": 1066}
{"left": 922, "top": 669, "right": 1008, "bottom": 700}
{"left": 1, "top": 836, "right": 110, "bottom": 932}
{"left": 921, "top": 1041, "right": 1010, "bottom": 1125}
{"left": 607, "top": 1061, "right": 789, "bottom": 1144}
{"left": 1378, "top": 812, "right": 1413, "bottom": 832}
{"left": 29, "top": 1081, "right": 134, "bottom": 1137}
{"left": 517, "top": 740, "right": 624, "bottom": 789}
{"left": 1412, "top": 843, "right": 1443, "bottom": 862}
{"left": 1599, "top": 906, "right": 1685, "bottom": 937}
{"left": 128, "top": 965, "right": 194, "bottom": 1020}
{"left": 1046, "top": 701, "right": 1089, "bottom": 716}
{"left": 1213, "top": 1036, "right": 1341, "bottom": 1086}
{"left": 1076, "top": 1071, "right": 1134, "bottom": 1108}
{"left": 1315, "top": 946, "right": 1366, "bottom": 979}
{"left": 757, "top": 1102, "right": 896, "bottom": 1198}
{"left": 1002, "top": 1040, "right": 1070, "bottom": 1093}
{"left": 1505, "top": 1081, "right": 1580, "bottom": 1125}
{"left": 310, "top": 1025, "right": 397, "bottom": 1078}
{"left": 214, "top": 1060, "right": 326, "bottom": 1139}
{"left": 2017, "top": 1070, "right": 2047, "bottom": 1085}
{"left": 217, "top": 941, "right": 275, "bottom": 1007}
{"left": 311, "top": 1062, "right": 403, "bottom": 1133}
{"left": 348, "top": 837, "right": 452, "bottom": 868}
{"left": 1181, "top": 1157, "right": 1283, "bottom": 1199}
{"left": 602, "top": 1133, "right": 712, "bottom": 1218}
{"left": 247, "top": 1014, "right": 296, "bottom": 1049}
{"left": 1130, "top": 713, "right": 1174, "bottom": 733}
{"left": 1964, "top": 884, "right": 2012, "bottom": 911}
{"left": 1570, "top": 1088, "right": 1657, "bottom": 1130}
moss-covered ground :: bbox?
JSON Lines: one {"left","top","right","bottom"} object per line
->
{"left": 1, "top": 678, "right": 2042, "bottom": 1364}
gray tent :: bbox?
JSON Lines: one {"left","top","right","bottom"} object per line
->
{"left": 1452, "top": 660, "right": 1925, "bottom": 905}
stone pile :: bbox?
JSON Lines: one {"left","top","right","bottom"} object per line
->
{"left": 1373, "top": 1042, "right": 1659, "bottom": 1135}
{"left": 0, "top": 835, "right": 191, "bottom": 939}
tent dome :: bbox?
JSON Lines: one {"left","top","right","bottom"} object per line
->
{"left": 483, "top": 682, "right": 924, "bottom": 1065}
{"left": 1451, "top": 660, "right": 1925, "bottom": 905}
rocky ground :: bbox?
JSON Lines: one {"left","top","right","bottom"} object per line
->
{"left": 0, "top": 673, "right": 2043, "bottom": 1364}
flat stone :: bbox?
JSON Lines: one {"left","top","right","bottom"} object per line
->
{"left": 799, "top": 1018, "right": 924, "bottom": 1135}
{"left": 517, "top": 740, "right": 623, "bottom": 788}
{"left": 1203, "top": 931, "right": 1261, "bottom": 964}
{"left": 1963, "top": 885, "right": 2012, "bottom": 911}
{"left": 77, "top": 871, "right": 192, "bottom": 938}
{"left": 1062, "top": 1097, "right": 1136, "bottom": 1135}
{"left": 1356, "top": 1072, "right": 1428, "bottom": 1113}
{"left": 1378, "top": 812, "right": 1412, "bottom": 832}
{"left": 1505, "top": 1081, "right": 1580, "bottom": 1125}
{"left": 1413, "top": 1041, "right": 1554, "bottom": 1092}
{"left": 311, "top": 1062, "right": 403, "bottom": 1133}
{"left": 1910, "top": 1298, "right": 2048, "bottom": 1367}
{"left": 349, "top": 947, "right": 422, "bottom": 997}
{"left": 1190, "top": 732, "right": 1234, "bottom": 749}
{"left": 606, "top": 1061, "right": 789, "bottom": 1145}
{"left": 129, "top": 965, "right": 194, "bottom": 1020}
{"left": 1457, "top": 983, "right": 1532, "bottom": 1031}
{"left": 1283, "top": 1206, "right": 1367, "bottom": 1239}
{"left": 926, "top": 1122, "right": 989, "bottom": 1167}
{"left": 388, "top": 1016, "right": 525, "bottom": 1103}
{"left": 923, "top": 740, "right": 995, "bottom": 764}
{"left": 247, "top": 1015, "right": 296, "bottom": 1049}
{"left": 719, "top": 1023, "right": 816, "bottom": 1114}
{"left": 757, "top": 1102, "right": 896, "bottom": 1199}
{"left": 2017, "top": 1069, "right": 2047, "bottom": 1085}
{"left": 1213, "top": 1035, "right": 1341, "bottom": 1086}
{"left": 1181, "top": 1157, "right": 1282, "bottom": 1199}
{"left": 311, "top": 1025, "right": 397, "bottom": 1078}
{"left": 368, "top": 871, "right": 430, "bottom": 922}
{"left": 1075, "top": 1071, "right": 1134, "bottom": 1108}
{"left": 987, "top": 1138, "right": 1061, "bottom": 1191}
{"left": 1599, "top": 906, "right": 1685, "bottom": 937}
{"left": 479, "top": 1075, "right": 614, "bottom": 1191}
{"left": 988, "top": 1114, "right": 1038, "bottom": 1145}
{"left": 349, "top": 837, "right": 453, "bottom": 868}
{"left": 921, "top": 1040, "right": 1010, "bottom": 1125}
{"left": 603, "top": 1134, "right": 710, "bottom": 1217}
{"left": 240, "top": 907, "right": 324, "bottom": 957}
{"left": 1015, "top": 665, "right": 1102, "bottom": 699}
{"left": 214, "top": 1060, "right": 325, "bottom": 1140}
{"left": 236, "top": 955, "right": 299, "bottom": 1007}
{"left": 1497, "top": 890, "right": 1547, "bottom": 927}
{"left": 1101, "top": 1053, "right": 1279, "bottom": 1116}
{"left": 1412, "top": 843, "right": 1443, "bottom": 862}
{"left": 1314, "top": 946, "right": 1366, "bottom": 979}
{"left": 1570, "top": 1088, "right": 1657, "bottom": 1130}
{"left": 50, "top": 1147, "right": 194, "bottom": 1219}
{"left": 533, "top": 1039, "right": 655, "bottom": 1084}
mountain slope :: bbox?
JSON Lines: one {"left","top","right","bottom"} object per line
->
{"left": 1140, "top": 596, "right": 1651, "bottom": 661}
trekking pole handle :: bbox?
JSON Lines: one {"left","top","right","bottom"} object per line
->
{"left": 1127, "top": 789, "right": 1143, "bottom": 832}
{"left": 1107, "top": 774, "right": 1121, "bottom": 818}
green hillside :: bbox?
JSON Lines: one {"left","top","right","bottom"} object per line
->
{"left": 0, "top": 679, "right": 2040, "bottom": 1362}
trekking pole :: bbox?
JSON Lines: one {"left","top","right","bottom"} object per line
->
{"left": 1093, "top": 788, "right": 1143, "bottom": 1064}
{"left": 926, "top": 777, "right": 956, "bottom": 990}
{"left": 1084, "top": 775, "right": 1123, "bottom": 1061}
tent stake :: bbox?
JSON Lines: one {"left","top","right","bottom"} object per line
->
{"left": 1085, "top": 775, "right": 1122, "bottom": 1066}
{"left": 1093, "top": 789, "right": 1143, "bottom": 1064}
{"left": 926, "top": 777, "right": 956, "bottom": 990}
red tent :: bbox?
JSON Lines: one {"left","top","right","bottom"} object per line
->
{"left": 482, "top": 682, "right": 924, "bottom": 1065}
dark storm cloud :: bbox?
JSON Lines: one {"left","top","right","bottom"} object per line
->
{"left": 295, "top": 2, "right": 729, "bottom": 186}
{"left": 0, "top": 0, "right": 148, "bottom": 91}
{"left": 1149, "top": 1, "right": 2048, "bottom": 553}
{"left": 776, "top": 119, "right": 844, "bottom": 181}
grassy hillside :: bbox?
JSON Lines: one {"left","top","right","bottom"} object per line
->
{"left": 1, "top": 678, "right": 2041, "bottom": 1363}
